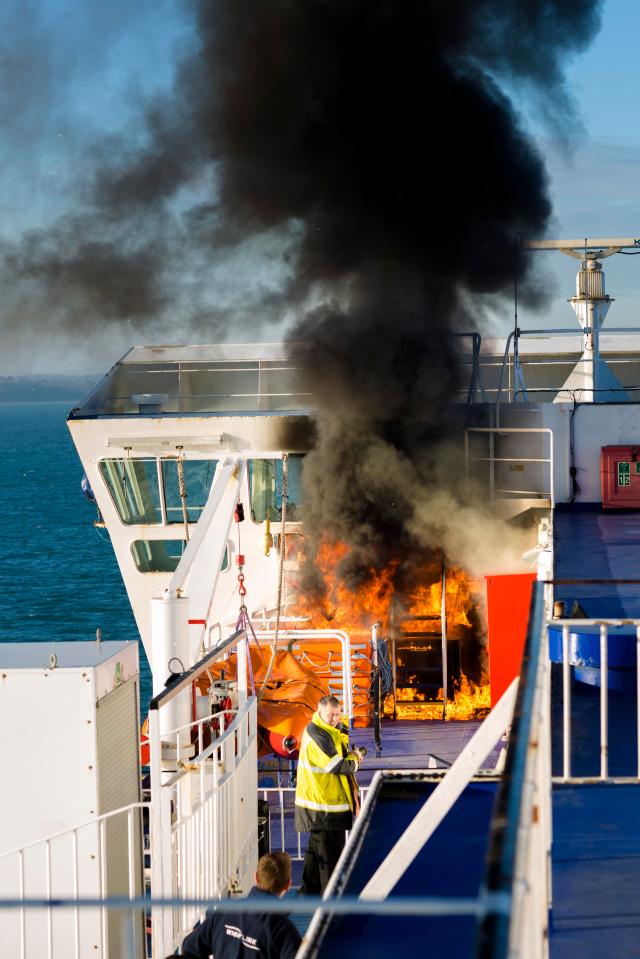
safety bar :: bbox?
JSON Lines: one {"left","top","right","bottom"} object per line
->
{"left": 553, "top": 618, "right": 640, "bottom": 781}
{"left": 495, "top": 325, "right": 640, "bottom": 406}
{"left": 258, "top": 786, "right": 371, "bottom": 860}
{"left": 464, "top": 427, "right": 554, "bottom": 508}
{"left": 251, "top": 629, "right": 354, "bottom": 723}
{"left": 0, "top": 803, "right": 148, "bottom": 959}
{"left": 479, "top": 582, "right": 550, "bottom": 959}
{"left": 149, "top": 628, "right": 255, "bottom": 956}
{"left": 149, "top": 628, "right": 245, "bottom": 711}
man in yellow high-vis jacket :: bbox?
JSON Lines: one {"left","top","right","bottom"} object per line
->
{"left": 295, "top": 694, "right": 365, "bottom": 894}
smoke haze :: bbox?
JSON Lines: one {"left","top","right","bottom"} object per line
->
{"left": 2, "top": 2, "right": 602, "bottom": 584}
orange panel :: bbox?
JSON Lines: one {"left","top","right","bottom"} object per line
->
{"left": 485, "top": 573, "right": 536, "bottom": 706}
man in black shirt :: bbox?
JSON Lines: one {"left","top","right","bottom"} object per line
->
{"left": 179, "top": 851, "right": 301, "bottom": 958}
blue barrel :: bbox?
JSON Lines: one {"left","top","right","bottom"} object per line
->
{"left": 548, "top": 623, "right": 638, "bottom": 694}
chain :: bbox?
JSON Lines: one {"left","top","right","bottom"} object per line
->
{"left": 177, "top": 454, "right": 190, "bottom": 542}
{"left": 257, "top": 453, "right": 288, "bottom": 703}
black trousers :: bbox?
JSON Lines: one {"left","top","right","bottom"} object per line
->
{"left": 300, "top": 829, "right": 346, "bottom": 894}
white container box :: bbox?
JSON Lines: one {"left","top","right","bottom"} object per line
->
{"left": 0, "top": 640, "right": 144, "bottom": 957}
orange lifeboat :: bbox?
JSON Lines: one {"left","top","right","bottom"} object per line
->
{"left": 197, "top": 646, "right": 329, "bottom": 758}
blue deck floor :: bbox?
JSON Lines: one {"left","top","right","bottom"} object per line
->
{"left": 550, "top": 507, "right": 640, "bottom": 958}
{"left": 551, "top": 783, "right": 640, "bottom": 958}
{"left": 350, "top": 717, "right": 499, "bottom": 786}
{"left": 554, "top": 506, "right": 640, "bottom": 617}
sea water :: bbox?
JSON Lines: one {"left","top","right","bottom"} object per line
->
{"left": 0, "top": 401, "right": 152, "bottom": 706}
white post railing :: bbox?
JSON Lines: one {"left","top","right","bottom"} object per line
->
{"left": 257, "top": 786, "right": 371, "bottom": 860}
{"left": 554, "top": 617, "right": 640, "bottom": 783}
{"left": 250, "top": 629, "right": 354, "bottom": 722}
{"left": 464, "top": 427, "right": 555, "bottom": 508}
{"left": 148, "top": 630, "right": 258, "bottom": 958}
{"left": 503, "top": 602, "right": 552, "bottom": 959}
{"left": 473, "top": 582, "right": 551, "bottom": 959}
{"left": 0, "top": 804, "right": 147, "bottom": 959}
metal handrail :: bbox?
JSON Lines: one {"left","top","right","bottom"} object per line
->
{"left": 478, "top": 582, "right": 547, "bottom": 959}
{"left": 149, "top": 627, "right": 255, "bottom": 956}
{"left": 464, "top": 427, "right": 554, "bottom": 508}
{"left": 258, "top": 785, "right": 371, "bottom": 860}
{"left": 149, "top": 629, "right": 243, "bottom": 710}
{"left": 0, "top": 892, "right": 510, "bottom": 917}
{"left": 495, "top": 325, "right": 640, "bottom": 406}
{"left": 551, "top": 617, "right": 640, "bottom": 781}
{"left": 0, "top": 802, "right": 149, "bottom": 862}
{"left": 252, "top": 628, "right": 355, "bottom": 723}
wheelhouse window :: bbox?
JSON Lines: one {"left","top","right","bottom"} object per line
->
{"left": 249, "top": 455, "right": 304, "bottom": 522}
{"left": 99, "top": 457, "right": 218, "bottom": 525}
{"left": 99, "top": 459, "right": 162, "bottom": 524}
{"left": 131, "top": 540, "right": 229, "bottom": 573}
{"left": 161, "top": 459, "right": 218, "bottom": 523}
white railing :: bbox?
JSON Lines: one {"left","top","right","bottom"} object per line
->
{"left": 0, "top": 803, "right": 148, "bottom": 959}
{"left": 258, "top": 786, "right": 371, "bottom": 860}
{"left": 148, "top": 629, "right": 258, "bottom": 957}
{"left": 493, "top": 326, "right": 640, "bottom": 405}
{"left": 553, "top": 618, "right": 640, "bottom": 781}
{"left": 250, "top": 629, "right": 355, "bottom": 722}
{"left": 479, "top": 583, "right": 551, "bottom": 959}
{"left": 506, "top": 597, "right": 552, "bottom": 959}
{"left": 464, "top": 427, "right": 554, "bottom": 508}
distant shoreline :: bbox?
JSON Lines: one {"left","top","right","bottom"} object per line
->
{"left": 0, "top": 375, "right": 98, "bottom": 403}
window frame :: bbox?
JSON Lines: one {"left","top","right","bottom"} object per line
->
{"left": 99, "top": 455, "right": 220, "bottom": 527}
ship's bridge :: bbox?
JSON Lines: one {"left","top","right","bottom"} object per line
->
{"left": 70, "top": 342, "right": 310, "bottom": 418}
{"left": 67, "top": 344, "right": 313, "bottom": 663}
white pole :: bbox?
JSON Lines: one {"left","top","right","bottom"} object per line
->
{"left": 600, "top": 623, "right": 608, "bottom": 779}
{"left": 359, "top": 677, "right": 519, "bottom": 900}
{"left": 562, "top": 625, "right": 571, "bottom": 779}
{"left": 151, "top": 589, "right": 190, "bottom": 739}
{"left": 237, "top": 630, "right": 248, "bottom": 705}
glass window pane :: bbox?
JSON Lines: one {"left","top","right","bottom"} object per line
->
{"left": 131, "top": 540, "right": 229, "bottom": 573}
{"left": 99, "top": 459, "right": 162, "bottom": 524}
{"left": 249, "top": 455, "right": 304, "bottom": 522}
{"left": 162, "top": 460, "right": 218, "bottom": 523}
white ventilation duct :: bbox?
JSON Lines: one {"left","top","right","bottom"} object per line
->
{"left": 554, "top": 256, "right": 629, "bottom": 403}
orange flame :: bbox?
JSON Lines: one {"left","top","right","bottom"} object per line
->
{"left": 392, "top": 675, "right": 491, "bottom": 721}
{"left": 291, "top": 538, "right": 490, "bottom": 720}
{"left": 292, "top": 540, "right": 396, "bottom": 637}
{"left": 293, "top": 538, "right": 477, "bottom": 633}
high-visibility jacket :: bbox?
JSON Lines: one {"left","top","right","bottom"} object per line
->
{"left": 294, "top": 711, "right": 361, "bottom": 831}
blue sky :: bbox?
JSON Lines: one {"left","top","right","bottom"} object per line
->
{"left": 531, "top": 0, "right": 640, "bottom": 329}
{"left": 1, "top": 0, "right": 639, "bottom": 373}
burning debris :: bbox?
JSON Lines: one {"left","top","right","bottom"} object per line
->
{"left": 291, "top": 537, "right": 489, "bottom": 719}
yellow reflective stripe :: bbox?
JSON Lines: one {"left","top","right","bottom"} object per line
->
{"left": 295, "top": 797, "right": 351, "bottom": 812}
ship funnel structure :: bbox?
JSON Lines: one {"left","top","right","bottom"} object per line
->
{"left": 525, "top": 238, "right": 639, "bottom": 403}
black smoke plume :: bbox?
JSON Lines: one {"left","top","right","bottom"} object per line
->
{"left": 184, "top": 0, "right": 602, "bottom": 591}
{"left": 3, "top": 2, "right": 602, "bottom": 593}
